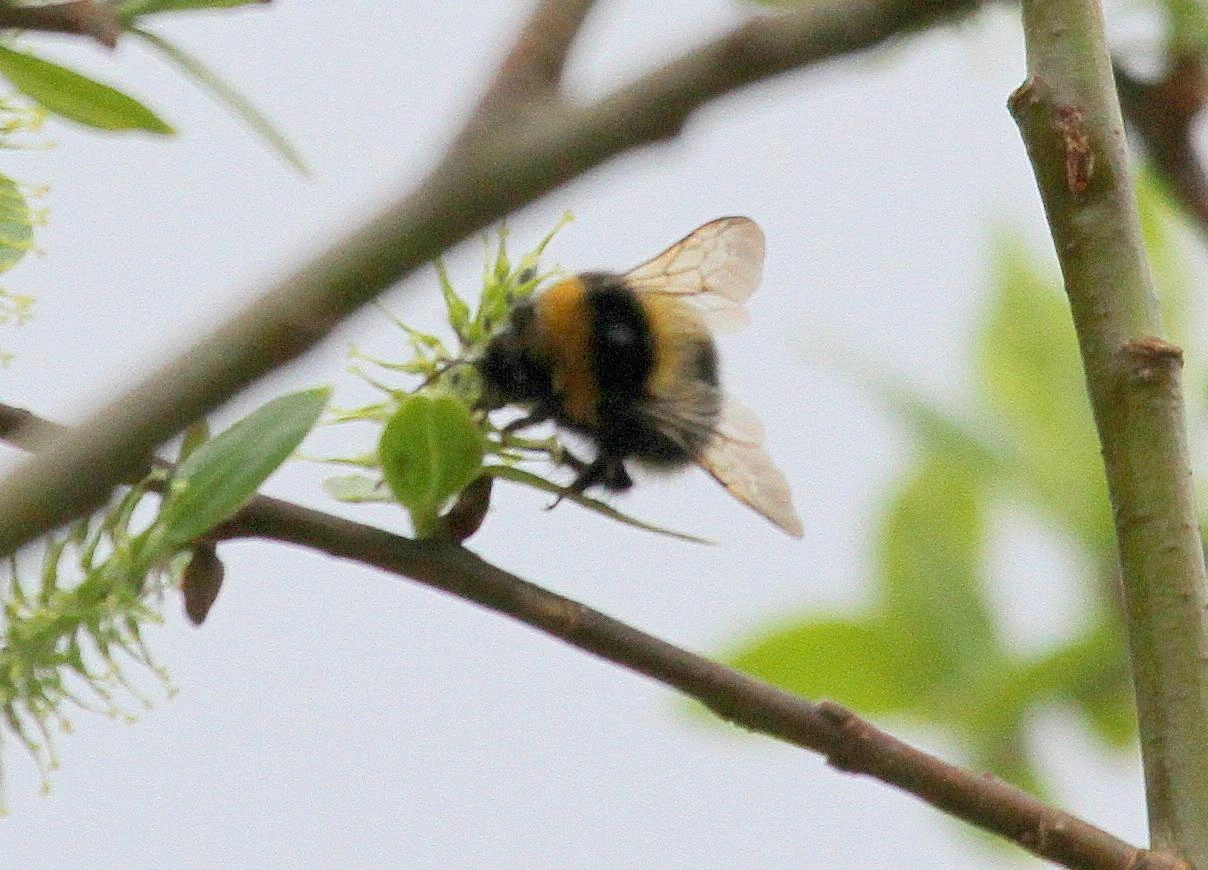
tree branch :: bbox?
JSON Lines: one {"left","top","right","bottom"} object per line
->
{"left": 0, "top": 401, "right": 1186, "bottom": 870}
{"left": 475, "top": 0, "right": 597, "bottom": 115}
{"left": 0, "top": 1, "right": 120, "bottom": 47}
{"left": 1010, "top": 0, "right": 1208, "bottom": 863}
{"left": 205, "top": 491, "right": 1187, "bottom": 870}
{"left": 0, "top": 0, "right": 983, "bottom": 558}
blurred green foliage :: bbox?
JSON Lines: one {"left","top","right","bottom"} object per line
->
{"left": 0, "top": 1, "right": 303, "bottom": 358}
{"left": 0, "top": 167, "right": 35, "bottom": 356}
{"left": 726, "top": 171, "right": 1194, "bottom": 794}
{"left": 1160, "top": 0, "right": 1208, "bottom": 57}
{"left": 0, "top": 388, "right": 327, "bottom": 811}
{"left": 0, "top": 2, "right": 300, "bottom": 165}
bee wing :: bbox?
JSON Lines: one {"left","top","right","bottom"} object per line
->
{"left": 699, "top": 397, "right": 802, "bottom": 538}
{"left": 624, "top": 217, "right": 765, "bottom": 333}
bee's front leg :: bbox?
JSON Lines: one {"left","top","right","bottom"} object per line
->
{"left": 500, "top": 408, "right": 552, "bottom": 438}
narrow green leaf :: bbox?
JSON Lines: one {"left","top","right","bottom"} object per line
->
{"left": 483, "top": 465, "right": 712, "bottom": 545}
{"left": 129, "top": 28, "right": 307, "bottom": 173}
{"left": 157, "top": 387, "right": 329, "bottom": 545}
{"left": 0, "top": 46, "right": 172, "bottom": 134}
{"left": 1012, "top": 620, "right": 1132, "bottom": 749}
{"left": 491, "top": 227, "right": 511, "bottom": 283}
{"left": 119, "top": 0, "right": 266, "bottom": 18}
{"left": 379, "top": 393, "right": 484, "bottom": 521}
{"left": 0, "top": 173, "right": 32, "bottom": 275}
{"left": 176, "top": 419, "right": 210, "bottom": 465}
{"left": 435, "top": 259, "right": 471, "bottom": 342}
{"left": 372, "top": 301, "right": 446, "bottom": 351}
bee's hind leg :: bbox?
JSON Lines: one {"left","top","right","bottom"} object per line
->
{"left": 500, "top": 408, "right": 552, "bottom": 438}
{"left": 547, "top": 455, "right": 631, "bottom": 510}
{"left": 554, "top": 446, "right": 590, "bottom": 473}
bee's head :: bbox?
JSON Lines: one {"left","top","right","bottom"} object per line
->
{"left": 477, "top": 303, "right": 552, "bottom": 405}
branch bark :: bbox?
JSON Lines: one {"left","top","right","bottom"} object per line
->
{"left": 475, "top": 0, "right": 596, "bottom": 114}
{"left": 0, "top": 401, "right": 1187, "bottom": 870}
{"left": 0, "top": 0, "right": 981, "bottom": 558}
{"left": 0, "top": 1, "right": 120, "bottom": 47}
{"left": 1010, "top": 0, "right": 1208, "bottom": 863}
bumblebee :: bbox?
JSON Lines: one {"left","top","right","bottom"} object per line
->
{"left": 479, "top": 217, "right": 802, "bottom": 537}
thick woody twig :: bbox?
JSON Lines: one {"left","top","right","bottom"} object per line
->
{"left": 0, "top": 0, "right": 983, "bottom": 559}
{"left": 0, "top": 401, "right": 1185, "bottom": 870}
{"left": 0, "top": 1, "right": 120, "bottom": 47}
{"left": 1011, "top": 0, "right": 1208, "bottom": 863}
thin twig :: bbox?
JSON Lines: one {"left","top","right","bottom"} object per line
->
{"left": 1011, "top": 0, "right": 1208, "bottom": 863}
{"left": 0, "top": 400, "right": 1185, "bottom": 870}
{"left": 0, "top": 0, "right": 982, "bottom": 559}
{"left": 475, "top": 0, "right": 597, "bottom": 115}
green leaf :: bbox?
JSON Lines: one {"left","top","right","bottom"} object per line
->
{"left": 0, "top": 46, "right": 172, "bottom": 134}
{"left": 379, "top": 393, "right": 484, "bottom": 530}
{"left": 0, "top": 173, "right": 33, "bottom": 275}
{"left": 156, "top": 387, "right": 329, "bottom": 545}
{"left": 726, "top": 616, "right": 931, "bottom": 714}
{"left": 484, "top": 465, "right": 713, "bottom": 545}
{"left": 1072, "top": 676, "right": 1136, "bottom": 748}
{"left": 119, "top": 0, "right": 266, "bottom": 18}
{"left": 129, "top": 27, "right": 307, "bottom": 173}
{"left": 878, "top": 456, "right": 997, "bottom": 685}
{"left": 957, "top": 618, "right": 1131, "bottom": 759}
{"left": 1020, "top": 621, "right": 1133, "bottom": 748}
{"left": 977, "top": 235, "right": 1110, "bottom": 549}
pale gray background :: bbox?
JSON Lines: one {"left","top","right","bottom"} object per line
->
{"left": 0, "top": 2, "right": 1157, "bottom": 867}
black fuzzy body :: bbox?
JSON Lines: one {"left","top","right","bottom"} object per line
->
{"left": 480, "top": 272, "right": 721, "bottom": 494}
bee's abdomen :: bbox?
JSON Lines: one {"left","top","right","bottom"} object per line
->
{"left": 583, "top": 273, "right": 654, "bottom": 397}
{"left": 607, "top": 288, "right": 722, "bottom": 467}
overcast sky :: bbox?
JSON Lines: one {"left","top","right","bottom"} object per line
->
{"left": 0, "top": 2, "right": 1156, "bottom": 867}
